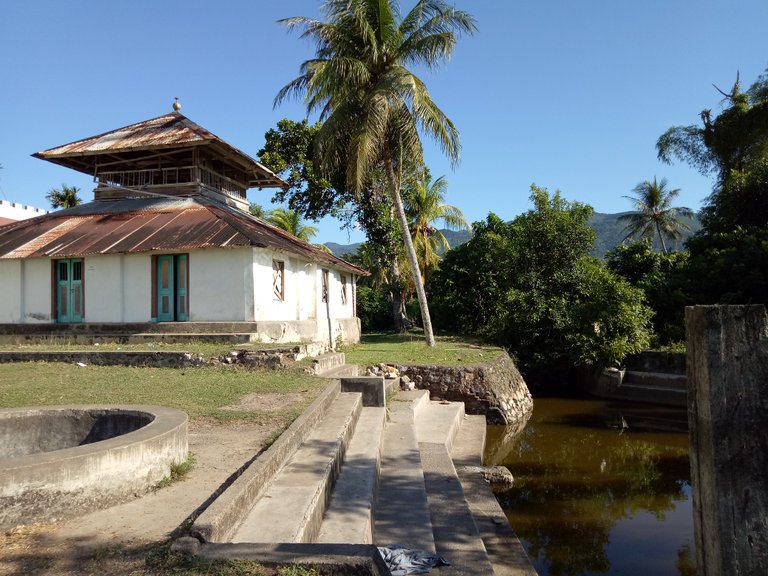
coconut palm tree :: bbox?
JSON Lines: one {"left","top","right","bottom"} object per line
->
{"left": 619, "top": 177, "right": 694, "bottom": 253}
{"left": 276, "top": 0, "right": 476, "bottom": 346}
{"left": 404, "top": 175, "right": 470, "bottom": 284}
{"left": 46, "top": 184, "right": 82, "bottom": 209}
{"left": 266, "top": 206, "right": 319, "bottom": 242}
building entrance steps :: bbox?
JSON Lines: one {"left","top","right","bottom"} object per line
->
{"left": 231, "top": 392, "right": 362, "bottom": 544}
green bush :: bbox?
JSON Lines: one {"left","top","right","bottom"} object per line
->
{"left": 356, "top": 286, "right": 393, "bottom": 331}
{"left": 430, "top": 187, "right": 653, "bottom": 387}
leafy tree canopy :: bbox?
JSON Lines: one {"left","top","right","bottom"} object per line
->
{"left": 430, "top": 186, "right": 652, "bottom": 386}
{"left": 657, "top": 67, "right": 768, "bottom": 230}
{"left": 46, "top": 184, "right": 82, "bottom": 209}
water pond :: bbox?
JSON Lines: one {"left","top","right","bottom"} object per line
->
{"left": 485, "top": 397, "right": 695, "bottom": 576}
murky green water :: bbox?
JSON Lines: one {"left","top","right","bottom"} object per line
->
{"left": 485, "top": 398, "right": 695, "bottom": 576}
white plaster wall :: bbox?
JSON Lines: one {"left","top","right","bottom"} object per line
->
{"left": 0, "top": 260, "right": 22, "bottom": 323}
{"left": 252, "top": 249, "right": 311, "bottom": 322}
{"left": 83, "top": 254, "right": 152, "bottom": 323}
{"left": 21, "top": 259, "right": 53, "bottom": 323}
{"left": 189, "top": 248, "right": 251, "bottom": 321}
{"left": 122, "top": 254, "right": 152, "bottom": 322}
{"left": 83, "top": 256, "right": 122, "bottom": 322}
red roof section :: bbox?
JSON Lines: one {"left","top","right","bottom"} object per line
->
{"left": 0, "top": 198, "right": 367, "bottom": 276}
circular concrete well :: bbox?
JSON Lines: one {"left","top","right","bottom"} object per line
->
{"left": 0, "top": 405, "right": 188, "bottom": 529}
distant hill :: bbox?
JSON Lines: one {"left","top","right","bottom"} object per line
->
{"left": 323, "top": 212, "right": 701, "bottom": 260}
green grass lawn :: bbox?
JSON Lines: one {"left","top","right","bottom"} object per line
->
{"left": 341, "top": 332, "right": 504, "bottom": 367}
{"left": 0, "top": 363, "right": 326, "bottom": 423}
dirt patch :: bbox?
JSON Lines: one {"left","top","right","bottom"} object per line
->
{"left": 0, "top": 419, "right": 274, "bottom": 576}
{"left": 221, "top": 392, "right": 307, "bottom": 413}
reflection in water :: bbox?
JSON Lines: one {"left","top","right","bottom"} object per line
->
{"left": 485, "top": 398, "right": 694, "bottom": 576}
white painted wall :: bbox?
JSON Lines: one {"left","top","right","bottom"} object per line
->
{"left": 80, "top": 254, "right": 151, "bottom": 322}
{"left": 0, "top": 246, "right": 358, "bottom": 328}
{"left": 122, "top": 254, "right": 151, "bottom": 322}
{"left": 83, "top": 256, "right": 122, "bottom": 322}
{"left": 252, "top": 249, "right": 311, "bottom": 322}
{"left": 0, "top": 260, "right": 22, "bottom": 323}
{"left": 188, "top": 248, "right": 250, "bottom": 321}
{"left": 21, "top": 259, "right": 52, "bottom": 323}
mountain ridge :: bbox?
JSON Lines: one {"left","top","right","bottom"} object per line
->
{"left": 322, "top": 211, "right": 701, "bottom": 259}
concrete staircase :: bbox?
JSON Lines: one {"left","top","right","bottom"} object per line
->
{"left": 189, "top": 379, "right": 537, "bottom": 575}
{"left": 310, "top": 351, "right": 360, "bottom": 378}
{"left": 589, "top": 367, "right": 687, "bottom": 407}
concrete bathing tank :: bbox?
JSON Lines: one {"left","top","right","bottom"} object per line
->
{"left": 0, "top": 405, "right": 188, "bottom": 529}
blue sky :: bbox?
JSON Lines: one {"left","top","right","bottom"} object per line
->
{"left": 1, "top": 0, "right": 766, "bottom": 245}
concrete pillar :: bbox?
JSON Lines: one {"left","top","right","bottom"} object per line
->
{"left": 685, "top": 305, "right": 768, "bottom": 576}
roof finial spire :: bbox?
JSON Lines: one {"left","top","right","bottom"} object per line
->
{"left": 172, "top": 97, "right": 181, "bottom": 112}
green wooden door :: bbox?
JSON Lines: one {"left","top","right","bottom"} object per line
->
{"left": 56, "top": 259, "right": 83, "bottom": 323}
{"left": 157, "top": 255, "right": 175, "bottom": 322}
{"left": 157, "top": 255, "right": 188, "bottom": 322}
{"left": 175, "top": 254, "right": 188, "bottom": 321}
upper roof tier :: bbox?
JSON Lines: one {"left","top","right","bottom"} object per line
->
{"left": 33, "top": 112, "right": 285, "bottom": 190}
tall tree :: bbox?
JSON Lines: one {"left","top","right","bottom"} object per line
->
{"left": 403, "top": 174, "right": 470, "bottom": 283}
{"left": 46, "top": 184, "right": 81, "bottom": 209}
{"left": 275, "top": 0, "right": 476, "bottom": 347}
{"left": 657, "top": 68, "right": 768, "bottom": 230}
{"left": 266, "top": 207, "right": 319, "bottom": 242}
{"left": 619, "top": 177, "right": 694, "bottom": 253}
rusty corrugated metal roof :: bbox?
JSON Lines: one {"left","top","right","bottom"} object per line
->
{"left": 33, "top": 112, "right": 286, "bottom": 189}
{"left": 0, "top": 198, "right": 368, "bottom": 276}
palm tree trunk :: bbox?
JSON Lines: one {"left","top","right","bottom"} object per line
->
{"left": 656, "top": 221, "right": 669, "bottom": 254}
{"left": 384, "top": 159, "right": 436, "bottom": 347}
{"left": 389, "top": 258, "right": 407, "bottom": 333}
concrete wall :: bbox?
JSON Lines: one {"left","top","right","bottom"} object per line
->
{"left": 0, "top": 200, "right": 48, "bottom": 221}
{"left": 0, "top": 405, "right": 188, "bottom": 529}
{"left": 189, "top": 248, "right": 251, "bottom": 321}
{"left": 0, "top": 260, "right": 21, "bottom": 323}
{"left": 21, "top": 259, "right": 52, "bottom": 323}
{"left": 686, "top": 305, "right": 768, "bottom": 576}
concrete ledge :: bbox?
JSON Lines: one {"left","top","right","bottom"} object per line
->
{"left": 191, "top": 381, "right": 341, "bottom": 543}
{"left": 318, "top": 407, "right": 386, "bottom": 544}
{"left": 451, "top": 414, "right": 537, "bottom": 575}
{"left": 416, "top": 401, "right": 465, "bottom": 452}
{"left": 341, "top": 377, "right": 386, "bottom": 407}
{"left": 231, "top": 393, "right": 362, "bottom": 544}
{"left": 421, "top": 442, "right": 495, "bottom": 575}
{"left": 0, "top": 405, "right": 187, "bottom": 529}
{"left": 197, "top": 542, "right": 389, "bottom": 575}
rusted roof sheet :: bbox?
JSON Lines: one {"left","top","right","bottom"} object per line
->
{"left": 33, "top": 112, "right": 285, "bottom": 189}
{"left": 0, "top": 198, "right": 368, "bottom": 276}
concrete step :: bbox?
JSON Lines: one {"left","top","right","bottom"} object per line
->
{"left": 416, "top": 400, "right": 465, "bottom": 452}
{"left": 451, "top": 415, "right": 538, "bottom": 576}
{"left": 311, "top": 352, "right": 346, "bottom": 375}
{"left": 415, "top": 401, "right": 494, "bottom": 575}
{"left": 623, "top": 370, "right": 687, "bottom": 391}
{"left": 317, "top": 407, "right": 387, "bottom": 544}
{"left": 126, "top": 333, "right": 256, "bottom": 344}
{"left": 374, "top": 389, "right": 435, "bottom": 552}
{"left": 318, "top": 363, "right": 360, "bottom": 379}
{"left": 617, "top": 382, "right": 687, "bottom": 406}
{"left": 231, "top": 392, "right": 362, "bottom": 544}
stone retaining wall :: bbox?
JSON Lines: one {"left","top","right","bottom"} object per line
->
{"left": 0, "top": 351, "right": 205, "bottom": 368}
{"left": 394, "top": 353, "right": 533, "bottom": 425}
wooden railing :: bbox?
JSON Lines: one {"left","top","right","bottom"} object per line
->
{"left": 95, "top": 166, "right": 246, "bottom": 199}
